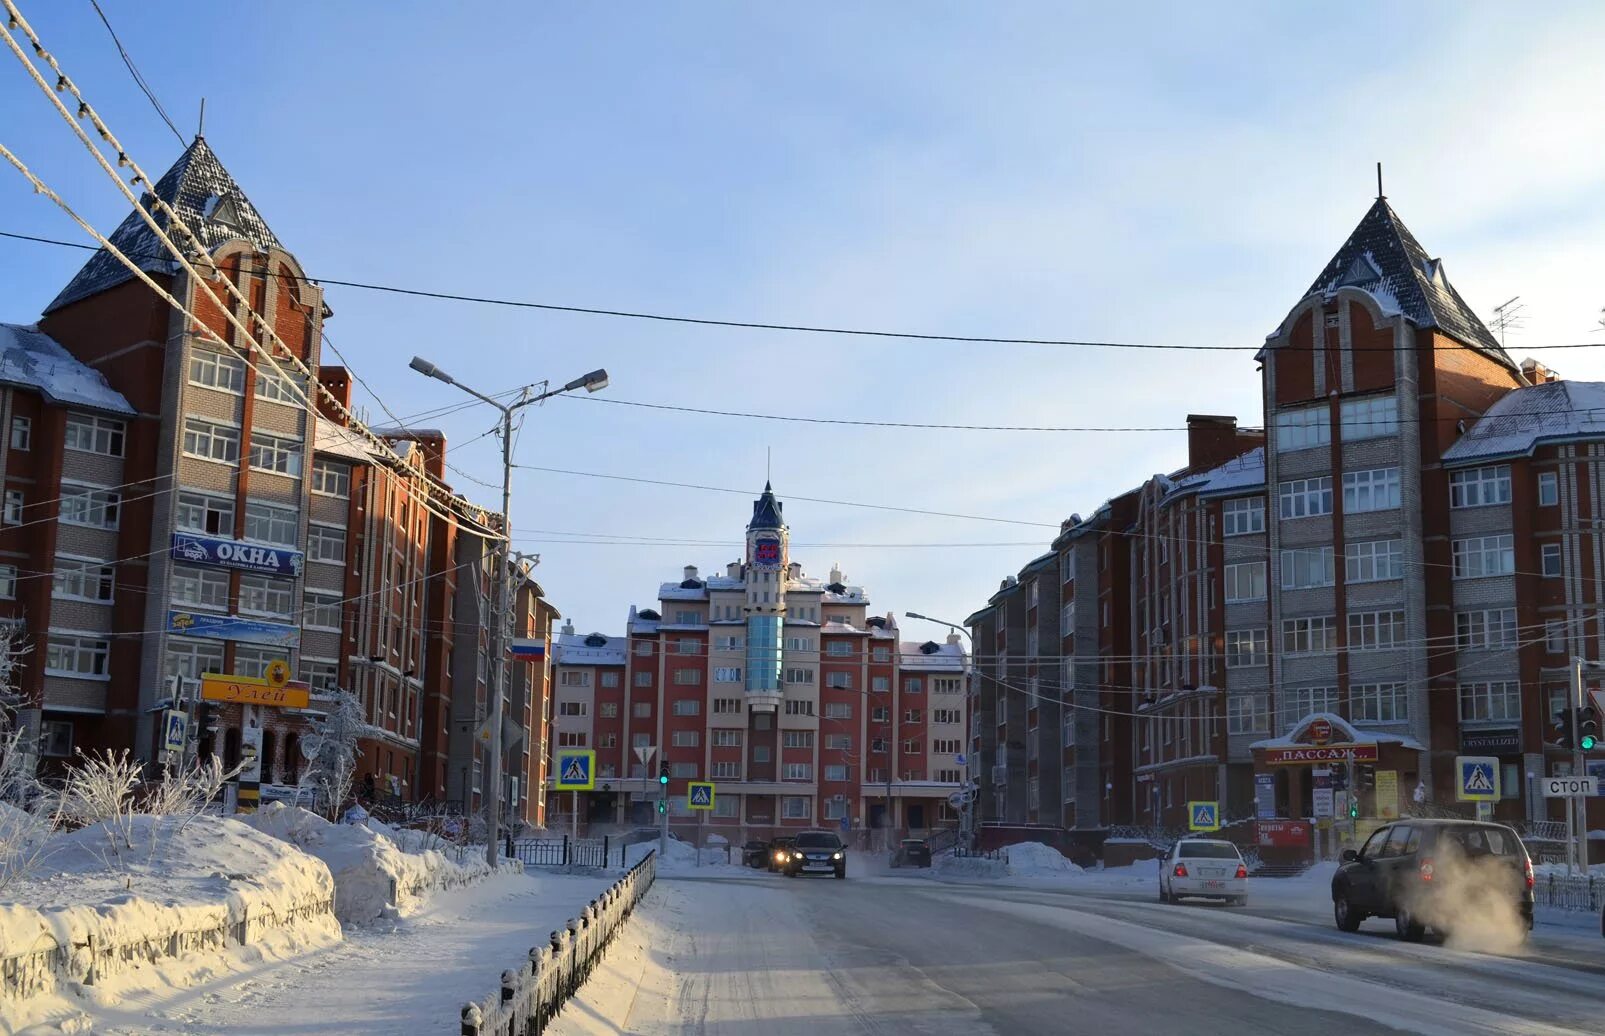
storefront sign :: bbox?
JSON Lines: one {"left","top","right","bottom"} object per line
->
{"left": 1375, "top": 769, "right": 1400, "bottom": 819}
{"left": 1254, "top": 773, "right": 1276, "bottom": 819}
{"left": 1255, "top": 820, "right": 1310, "bottom": 848}
{"left": 1262, "top": 744, "right": 1378, "bottom": 765}
{"left": 1461, "top": 729, "right": 1520, "bottom": 754}
{"left": 169, "top": 610, "right": 301, "bottom": 649}
{"left": 200, "top": 673, "right": 311, "bottom": 709}
{"left": 1308, "top": 718, "right": 1334, "bottom": 745}
{"left": 171, "top": 533, "right": 304, "bottom": 577}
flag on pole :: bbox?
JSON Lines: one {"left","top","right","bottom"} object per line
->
{"left": 507, "top": 639, "right": 546, "bottom": 660}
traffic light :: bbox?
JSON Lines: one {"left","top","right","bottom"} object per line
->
{"left": 658, "top": 762, "right": 670, "bottom": 786}
{"left": 198, "top": 701, "right": 220, "bottom": 734}
{"left": 1581, "top": 706, "right": 1599, "bottom": 751}
{"left": 656, "top": 799, "right": 667, "bottom": 815}
{"left": 1348, "top": 798, "right": 1359, "bottom": 819}
{"left": 1555, "top": 708, "right": 1577, "bottom": 751}
{"left": 1330, "top": 763, "right": 1348, "bottom": 791}
{"left": 1356, "top": 765, "right": 1374, "bottom": 791}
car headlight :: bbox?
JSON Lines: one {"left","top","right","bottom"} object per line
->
{"left": 832, "top": 852, "right": 843, "bottom": 860}
{"left": 793, "top": 851, "right": 804, "bottom": 860}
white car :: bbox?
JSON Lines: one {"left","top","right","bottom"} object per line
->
{"left": 1159, "top": 838, "right": 1248, "bottom": 906}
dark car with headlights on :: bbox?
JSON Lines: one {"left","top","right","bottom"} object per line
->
{"left": 783, "top": 830, "right": 847, "bottom": 878}
{"left": 891, "top": 838, "right": 932, "bottom": 868}
{"left": 742, "top": 839, "right": 770, "bottom": 868}
{"left": 766, "top": 835, "right": 797, "bottom": 872}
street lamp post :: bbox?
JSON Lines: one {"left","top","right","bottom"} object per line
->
{"left": 409, "top": 357, "right": 608, "bottom": 866}
{"left": 905, "top": 612, "right": 974, "bottom": 847}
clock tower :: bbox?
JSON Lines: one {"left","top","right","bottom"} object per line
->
{"left": 743, "top": 482, "right": 787, "bottom": 712}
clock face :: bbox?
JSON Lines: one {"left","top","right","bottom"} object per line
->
{"left": 752, "top": 538, "right": 782, "bottom": 568}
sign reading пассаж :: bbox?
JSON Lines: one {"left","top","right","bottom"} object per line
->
{"left": 171, "top": 533, "right": 304, "bottom": 577}
{"left": 1262, "top": 744, "right": 1379, "bottom": 765}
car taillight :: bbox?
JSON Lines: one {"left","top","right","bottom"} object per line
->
{"left": 1419, "top": 857, "right": 1434, "bottom": 882}
{"left": 1173, "top": 863, "right": 1188, "bottom": 878}
{"left": 1235, "top": 863, "right": 1248, "bottom": 879}
{"left": 1523, "top": 856, "right": 1535, "bottom": 890}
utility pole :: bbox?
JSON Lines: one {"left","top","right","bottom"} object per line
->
{"left": 409, "top": 357, "right": 608, "bottom": 866}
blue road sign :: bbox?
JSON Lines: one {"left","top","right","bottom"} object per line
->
{"left": 554, "top": 749, "right": 595, "bottom": 791}
{"left": 839, "top": 814, "right": 850, "bottom": 832}
{"left": 1456, "top": 756, "right": 1499, "bottom": 802}
{"left": 1188, "top": 801, "right": 1220, "bottom": 831}
{"left": 687, "top": 781, "right": 715, "bottom": 810}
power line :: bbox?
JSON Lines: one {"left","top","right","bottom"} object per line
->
{"left": 3, "top": 229, "right": 1603, "bottom": 356}
{"left": 85, "top": 0, "right": 183, "bottom": 145}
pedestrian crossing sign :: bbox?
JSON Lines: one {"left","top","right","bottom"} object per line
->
{"left": 687, "top": 781, "right": 715, "bottom": 810}
{"left": 554, "top": 749, "right": 595, "bottom": 791}
{"left": 1188, "top": 801, "right": 1220, "bottom": 831}
{"left": 1455, "top": 755, "right": 1499, "bottom": 802}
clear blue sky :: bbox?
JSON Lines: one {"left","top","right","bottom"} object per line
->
{"left": 5, "top": 2, "right": 1605, "bottom": 636}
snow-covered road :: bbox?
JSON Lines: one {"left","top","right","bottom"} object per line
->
{"left": 85, "top": 871, "right": 618, "bottom": 1035}
{"left": 553, "top": 866, "right": 1605, "bottom": 1035}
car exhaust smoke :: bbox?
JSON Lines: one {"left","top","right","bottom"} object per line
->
{"left": 1400, "top": 840, "right": 1527, "bottom": 953}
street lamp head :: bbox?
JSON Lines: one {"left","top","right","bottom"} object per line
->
{"left": 408, "top": 355, "right": 453, "bottom": 384}
{"left": 563, "top": 368, "right": 609, "bottom": 394}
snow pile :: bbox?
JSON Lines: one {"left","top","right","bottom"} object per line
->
{"left": 240, "top": 803, "right": 511, "bottom": 924}
{"left": 1004, "top": 842, "right": 1083, "bottom": 877}
{"left": 625, "top": 837, "right": 736, "bottom": 873}
{"left": 932, "top": 851, "right": 1008, "bottom": 880}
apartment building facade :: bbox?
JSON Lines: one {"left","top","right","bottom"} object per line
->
{"left": 551, "top": 484, "right": 969, "bottom": 840}
{"left": 0, "top": 137, "right": 554, "bottom": 824}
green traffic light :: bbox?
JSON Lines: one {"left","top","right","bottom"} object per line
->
{"left": 658, "top": 775, "right": 669, "bottom": 785}
{"left": 1583, "top": 734, "right": 1597, "bottom": 751}
{"left": 1349, "top": 804, "right": 1359, "bottom": 819}
{"left": 657, "top": 800, "right": 666, "bottom": 814}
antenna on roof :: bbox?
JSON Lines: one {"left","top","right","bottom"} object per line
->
{"left": 1490, "top": 296, "right": 1525, "bottom": 347}
{"left": 766, "top": 445, "right": 771, "bottom": 483}
{"left": 1376, "top": 162, "right": 1384, "bottom": 200}
{"left": 197, "top": 97, "right": 205, "bottom": 138}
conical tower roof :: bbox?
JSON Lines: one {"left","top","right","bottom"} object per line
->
{"left": 45, "top": 136, "right": 284, "bottom": 314}
{"left": 1303, "top": 197, "right": 1510, "bottom": 366}
{"left": 748, "top": 481, "right": 784, "bottom": 531}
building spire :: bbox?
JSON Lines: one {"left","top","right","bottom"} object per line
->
{"left": 1376, "top": 161, "right": 1385, "bottom": 201}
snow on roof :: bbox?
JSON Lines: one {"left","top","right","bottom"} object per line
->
{"left": 0, "top": 323, "right": 133, "bottom": 414}
{"left": 820, "top": 620, "right": 868, "bottom": 635}
{"left": 1165, "top": 447, "right": 1266, "bottom": 503}
{"left": 899, "top": 640, "right": 968, "bottom": 671}
{"left": 313, "top": 416, "right": 375, "bottom": 462}
{"left": 629, "top": 617, "right": 661, "bottom": 635}
{"left": 822, "top": 585, "right": 868, "bottom": 604}
{"left": 657, "top": 583, "right": 709, "bottom": 601}
{"left": 46, "top": 137, "right": 286, "bottom": 314}
{"left": 705, "top": 576, "right": 743, "bottom": 591}
{"left": 1442, "top": 381, "right": 1605, "bottom": 463}
{"left": 1249, "top": 711, "right": 1424, "bottom": 751}
{"left": 552, "top": 632, "right": 627, "bottom": 666}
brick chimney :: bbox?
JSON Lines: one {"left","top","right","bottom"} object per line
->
{"left": 317, "top": 366, "right": 353, "bottom": 423}
{"left": 1186, "top": 415, "right": 1241, "bottom": 472}
{"left": 1520, "top": 357, "right": 1560, "bottom": 385}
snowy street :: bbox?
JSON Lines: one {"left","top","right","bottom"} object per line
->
{"left": 554, "top": 865, "right": 1605, "bottom": 1035}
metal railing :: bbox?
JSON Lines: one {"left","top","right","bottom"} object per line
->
{"left": 951, "top": 846, "right": 1007, "bottom": 862}
{"left": 510, "top": 837, "right": 625, "bottom": 870}
{"left": 459, "top": 849, "right": 657, "bottom": 1035}
{"left": 1532, "top": 873, "right": 1605, "bottom": 913}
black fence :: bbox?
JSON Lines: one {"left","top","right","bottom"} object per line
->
{"left": 511, "top": 837, "right": 627, "bottom": 870}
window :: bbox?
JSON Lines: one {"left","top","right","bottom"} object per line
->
{"left": 633, "top": 672, "right": 652, "bottom": 688}
{"left": 824, "top": 764, "right": 849, "bottom": 782}
{"left": 599, "top": 702, "right": 618, "bottom": 717}
{"left": 1280, "top": 547, "right": 1335, "bottom": 590}
{"left": 600, "top": 672, "right": 620, "bottom": 689}
{"left": 932, "top": 708, "right": 962, "bottom": 724}
{"left": 872, "top": 676, "right": 890, "bottom": 692}
{"left": 712, "top": 697, "right": 741, "bottom": 714}
{"left": 784, "top": 762, "right": 813, "bottom": 780}
{"left": 1348, "top": 610, "right": 1405, "bottom": 651}
{"left": 822, "top": 701, "right": 852, "bottom": 719}
{"left": 64, "top": 414, "right": 125, "bottom": 457}
{"left": 1449, "top": 465, "right": 1512, "bottom": 509}
{"left": 301, "top": 591, "right": 341, "bottom": 631}
{"left": 904, "top": 708, "right": 923, "bottom": 723}
{"left": 634, "top": 641, "right": 652, "bottom": 656}
{"left": 171, "top": 564, "right": 229, "bottom": 610}
{"left": 632, "top": 702, "right": 652, "bottom": 717}
{"left": 1275, "top": 405, "right": 1329, "bottom": 452}
{"left": 238, "top": 574, "right": 295, "bottom": 619}
{"left": 249, "top": 431, "right": 303, "bottom": 477}
{"left": 45, "top": 634, "right": 110, "bottom": 679}
{"left": 307, "top": 524, "right": 347, "bottom": 563}
{"left": 826, "top": 641, "right": 853, "bottom": 657}
{"left": 1452, "top": 535, "right": 1515, "bottom": 579}
{"left": 1542, "top": 544, "right": 1562, "bottom": 577}
{"left": 254, "top": 364, "right": 310, "bottom": 405}
{"left": 1277, "top": 687, "right": 1339, "bottom": 729}
{"left": 785, "top": 667, "right": 814, "bottom": 685}
{"left": 175, "top": 492, "right": 233, "bottom": 536}
{"left": 2, "top": 490, "right": 19, "bottom": 525}
{"left": 933, "top": 738, "right": 962, "bottom": 753}
{"left": 672, "top": 669, "right": 702, "bottom": 686}
{"left": 1227, "top": 693, "right": 1268, "bottom": 734}
{"left": 557, "top": 731, "right": 587, "bottom": 747}
{"left": 672, "top": 730, "right": 700, "bottom": 747}
{"left": 1278, "top": 476, "right": 1333, "bottom": 519}
{"left": 784, "top": 700, "right": 815, "bottom": 716}
{"left": 782, "top": 731, "right": 814, "bottom": 748}
{"left": 672, "top": 699, "right": 701, "bottom": 716}
{"left": 932, "top": 677, "right": 962, "bottom": 694}
{"left": 713, "top": 666, "right": 742, "bottom": 682}
{"left": 182, "top": 417, "right": 240, "bottom": 463}
{"left": 9, "top": 416, "right": 29, "bottom": 451}
{"left": 1460, "top": 681, "right": 1521, "bottom": 723}
{"left": 785, "top": 637, "right": 813, "bottom": 652}
{"left": 1457, "top": 609, "right": 1517, "bottom": 651}
{"left": 1538, "top": 472, "right": 1559, "bottom": 507}
{"left": 711, "top": 761, "right": 740, "bottom": 779}
{"left": 1343, "top": 467, "right": 1400, "bottom": 513}
{"left": 753, "top": 745, "right": 771, "bottom": 762}
{"left": 871, "top": 738, "right": 887, "bottom": 753}
{"left": 1281, "top": 616, "right": 1336, "bottom": 655}
{"left": 825, "top": 672, "right": 853, "bottom": 689}
{"left": 675, "top": 637, "right": 701, "bottom": 655}
{"left": 871, "top": 706, "right": 889, "bottom": 722}
{"left": 670, "top": 762, "right": 698, "bottom": 779}
{"left": 167, "top": 638, "right": 225, "bottom": 684}
{"left": 1224, "top": 562, "right": 1266, "bottom": 602}
{"left": 189, "top": 348, "right": 246, "bottom": 392}
{"left": 936, "top": 768, "right": 961, "bottom": 783}
{"left": 311, "top": 460, "right": 351, "bottom": 498}
{"left": 902, "top": 739, "right": 923, "bottom": 755}
{"left": 60, "top": 484, "right": 120, "bottom": 529}
{"left": 558, "top": 700, "right": 587, "bottom": 716}
{"left": 713, "top": 729, "right": 742, "bottom": 747}
{"left": 0, "top": 564, "right": 13, "bottom": 599}
{"left": 715, "top": 635, "right": 741, "bottom": 650}
{"left": 1222, "top": 497, "right": 1265, "bottom": 536}
{"left": 1224, "top": 629, "right": 1268, "bottom": 668}
{"left": 1351, "top": 683, "right": 1408, "bottom": 724}
{"left": 782, "top": 796, "right": 811, "bottom": 819}
{"left": 872, "top": 646, "right": 892, "bottom": 662}
{"left": 674, "top": 610, "right": 699, "bottom": 625}
{"left": 1340, "top": 394, "right": 1397, "bottom": 440}
{"left": 244, "top": 501, "right": 298, "bottom": 545}
{"left": 828, "top": 614, "right": 852, "bottom": 625}
{"left": 824, "top": 734, "right": 852, "bottom": 750}
{"left": 49, "top": 557, "right": 114, "bottom": 603}
{"left": 823, "top": 799, "right": 848, "bottom": 820}
{"left": 1346, "top": 539, "right": 1403, "bottom": 583}
{"left": 631, "top": 732, "right": 651, "bottom": 748}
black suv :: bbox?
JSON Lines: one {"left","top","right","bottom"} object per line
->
{"left": 741, "top": 839, "right": 770, "bottom": 868}
{"left": 766, "top": 835, "right": 797, "bottom": 872}
{"left": 1331, "top": 819, "right": 1534, "bottom": 941}
{"left": 891, "top": 838, "right": 932, "bottom": 868}
{"left": 781, "top": 830, "right": 847, "bottom": 878}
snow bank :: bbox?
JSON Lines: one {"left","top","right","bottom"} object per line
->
{"left": 932, "top": 852, "right": 1008, "bottom": 880}
{"left": 1004, "top": 842, "right": 1083, "bottom": 877}
{"left": 624, "top": 837, "right": 735, "bottom": 873}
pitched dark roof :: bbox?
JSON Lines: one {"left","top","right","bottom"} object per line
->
{"left": 45, "top": 137, "right": 284, "bottom": 314}
{"left": 1303, "top": 198, "right": 1511, "bottom": 367}
{"left": 748, "top": 481, "right": 785, "bottom": 531}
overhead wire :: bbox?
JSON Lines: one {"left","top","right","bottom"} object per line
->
{"left": 85, "top": 0, "right": 182, "bottom": 145}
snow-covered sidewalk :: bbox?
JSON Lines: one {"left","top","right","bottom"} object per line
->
{"left": 84, "top": 870, "right": 619, "bottom": 1035}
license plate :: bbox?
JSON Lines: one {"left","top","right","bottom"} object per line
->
{"left": 1203, "top": 880, "right": 1225, "bottom": 889}
{"left": 805, "top": 864, "right": 831, "bottom": 871}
